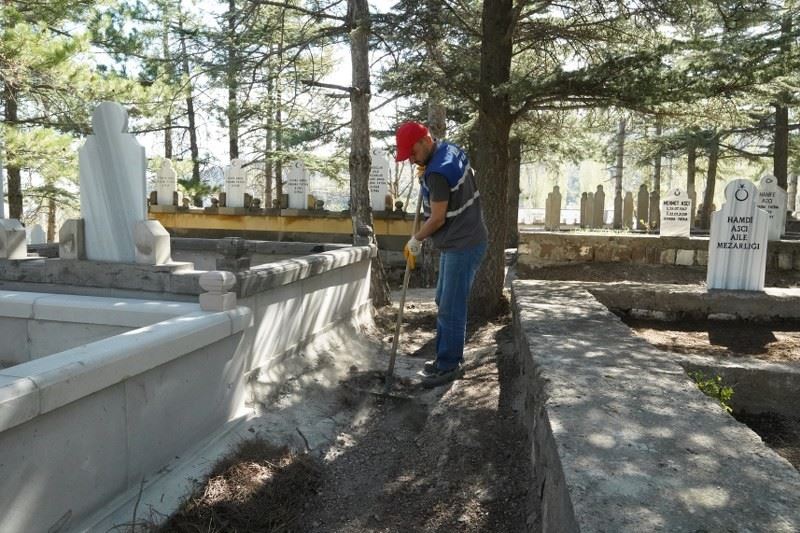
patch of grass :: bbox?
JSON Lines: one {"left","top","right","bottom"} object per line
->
{"left": 159, "top": 438, "right": 321, "bottom": 533}
{"left": 689, "top": 370, "right": 734, "bottom": 414}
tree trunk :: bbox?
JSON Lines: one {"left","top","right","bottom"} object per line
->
{"left": 162, "top": 15, "right": 173, "bottom": 159}
{"left": 227, "top": 0, "right": 239, "bottom": 160}
{"left": 687, "top": 135, "right": 697, "bottom": 225}
{"left": 274, "top": 14, "right": 285, "bottom": 205}
{"left": 348, "top": 0, "right": 390, "bottom": 307}
{"left": 650, "top": 119, "right": 662, "bottom": 229}
{"left": 506, "top": 137, "right": 521, "bottom": 248}
{"left": 422, "top": 97, "right": 446, "bottom": 287}
{"left": 700, "top": 135, "right": 719, "bottom": 230}
{"left": 613, "top": 118, "right": 626, "bottom": 229}
{"left": 774, "top": 104, "right": 789, "bottom": 189}
{"left": 0, "top": 134, "right": 4, "bottom": 219}
{"left": 4, "top": 81, "right": 22, "bottom": 220}
{"left": 264, "top": 70, "right": 273, "bottom": 206}
{"left": 47, "top": 196, "right": 56, "bottom": 243}
{"left": 178, "top": 14, "right": 201, "bottom": 186}
{"left": 274, "top": 104, "right": 283, "bottom": 204}
{"left": 773, "top": 14, "right": 791, "bottom": 191}
{"left": 469, "top": 0, "right": 514, "bottom": 317}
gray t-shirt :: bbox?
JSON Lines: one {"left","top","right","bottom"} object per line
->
{"left": 427, "top": 172, "right": 488, "bottom": 251}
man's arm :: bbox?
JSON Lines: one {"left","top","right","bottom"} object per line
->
{"left": 414, "top": 200, "right": 447, "bottom": 241}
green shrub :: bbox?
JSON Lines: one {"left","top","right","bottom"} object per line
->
{"left": 689, "top": 371, "right": 734, "bottom": 414}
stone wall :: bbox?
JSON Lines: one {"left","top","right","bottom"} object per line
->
{"left": 512, "top": 280, "right": 800, "bottom": 532}
{"left": 518, "top": 231, "right": 800, "bottom": 272}
{"left": 0, "top": 246, "right": 374, "bottom": 532}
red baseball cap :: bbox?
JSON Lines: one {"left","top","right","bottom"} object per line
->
{"left": 395, "top": 122, "right": 429, "bottom": 162}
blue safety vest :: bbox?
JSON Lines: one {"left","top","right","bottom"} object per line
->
{"left": 420, "top": 142, "right": 481, "bottom": 221}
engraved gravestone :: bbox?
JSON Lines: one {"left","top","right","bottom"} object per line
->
{"left": 623, "top": 191, "right": 634, "bottom": 229}
{"left": 225, "top": 159, "right": 247, "bottom": 208}
{"left": 29, "top": 223, "right": 46, "bottom": 245}
{"left": 156, "top": 159, "right": 177, "bottom": 206}
{"left": 586, "top": 192, "right": 595, "bottom": 229}
{"left": 580, "top": 192, "right": 587, "bottom": 228}
{"left": 649, "top": 189, "right": 660, "bottom": 230}
{"left": 637, "top": 184, "right": 649, "bottom": 230}
{"left": 660, "top": 188, "right": 691, "bottom": 237}
{"left": 613, "top": 190, "right": 622, "bottom": 229}
{"left": 545, "top": 186, "right": 561, "bottom": 230}
{"left": 79, "top": 102, "right": 146, "bottom": 262}
{"left": 286, "top": 161, "right": 309, "bottom": 209}
{"left": 706, "top": 179, "right": 769, "bottom": 291}
{"left": 369, "top": 149, "right": 390, "bottom": 212}
{"left": 756, "top": 174, "right": 787, "bottom": 241}
{"left": 592, "top": 185, "right": 605, "bottom": 228}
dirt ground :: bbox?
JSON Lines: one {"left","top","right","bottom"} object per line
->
{"left": 157, "top": 295, "right": 531, "bottom": 533}
{"left": 522, "top": 262, "right": 800, "bottom": 287}
{"left": 155, "top": 261, "right": 800, "bottom": 532}
{"left": 625, "top": 318, "right": 800, "bottom": 363}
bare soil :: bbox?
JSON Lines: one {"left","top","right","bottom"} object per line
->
{"left": 299, "top": 304, "right": 530, "bottom": 533}
{"left": 733, "top": 412, "right": 800, "bottom": 472}
{"left": 625, "top": 318, "right": 800, "bottom": 363}
{"left": 156, "top": 296, "right": 530, "bottom": 533}
{"left": 522, "top": 262, "right": 800, "bottom": 287}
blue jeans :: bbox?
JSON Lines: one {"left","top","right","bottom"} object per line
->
{"left": 434, "top": 241, "right": 487, "bottom": 371}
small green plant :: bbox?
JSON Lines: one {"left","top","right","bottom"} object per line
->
{"left": 689, "top": 371, "right": 734, "bottom": 413}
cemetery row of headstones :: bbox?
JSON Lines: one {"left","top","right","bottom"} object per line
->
{"left": 151, "top": 148, "right": 398, "bottom": 213}
{"left": 547, "top": 174, "right": 787, "bottom": 240}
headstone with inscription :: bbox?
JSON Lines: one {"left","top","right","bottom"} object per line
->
{"left": 613, "top": 190, "right": 622, "bottom": 229}
{"left": 636, "top": 184, "right": 649, "bottom": 230}
{"left": 79, "top": 102, "right": 147, "bottom": 262}
{"left": 29, "top": 223, "right": 46, "bottom": 245}
{"left": 156, "top": 159, "right": 177, "bottom": 206}
{"left": 580, "top": 192, "right": 588, "bottom": 228}
{"left": 286, "top": 161, "right": 309, "bottom": 209}
{"left": 623, "top": 191, "right": 634, "bottom": 229}
{"left": 224, "top": 159, "right": 247, "bottom": 208}
{"left": 545, "top": 186, "right": 561, "bottom": 231}
{"left": 369, "top": 149, "right": 390, "bottom": 212}
{"left": 592, "top": 185, "right": 605, "bottom": 228}
{"left": 649, "top": 189, "right": 660, "bottom": 230}
{"left": 660, "top": 188, "right": 691, "bottom": 237}
{"left": 706, "top": 179, "right": 769, "bottom": 291}
{"left": 756, "top": 174, "right": 787, "bottom": 240}
{"left": 586, "top": 192, "right": 595, "bottom": 229}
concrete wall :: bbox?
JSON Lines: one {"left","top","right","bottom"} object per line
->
{"left": 512, "top": 280, "right": 800, "bottom": 532}
{"left": 0, "top": 292, "right": 198, "bottom": 367}
{"left": 0, "top": 245, "right": 374, "bottom": 532}
{"left": 518, "top": 231, "right": 800, "bottom": 272}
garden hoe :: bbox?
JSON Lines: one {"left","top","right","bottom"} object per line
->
{"left": 339, "top": 189, "right": 422, "bottom": 403}
{"left": 383, "top": 187, "right": 424, "bottom": 395}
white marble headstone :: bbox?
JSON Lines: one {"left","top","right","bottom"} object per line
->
{"left": 756, "top": 174, "right": 787, "bottom": 241}
{"left": 29, "top": 223, "right": 46, "bottom": 245}
{"left": 369, "top": 149, "right": 390, "bottom": 211}
{"left": 660, "top": 188, "right": 691, "bottom": 237}
{"left": 224, "top": 159, "right": 247, "bottom": 208}
{"left": 79, "top": 102, "right": 147, "bottom": 262}
{"left": 706, "top": 179, "right": 769, "bottom": 291}
{"left": 156, "top": 159, "right": 177, "bottom": 206}
{"left": 286, "top": 161, "right": 309, "bottom": 209}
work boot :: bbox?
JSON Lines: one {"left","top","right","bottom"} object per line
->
{"left": 420, "top": 363, "right": 464, "bottom": 389}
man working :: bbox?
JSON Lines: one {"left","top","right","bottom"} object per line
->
{"left": 395, "top": 121, "right": 488, "bottom": 387}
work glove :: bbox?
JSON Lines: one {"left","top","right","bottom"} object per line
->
{"left": 404, "top": 236, "right": 422, "bottom": 270}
